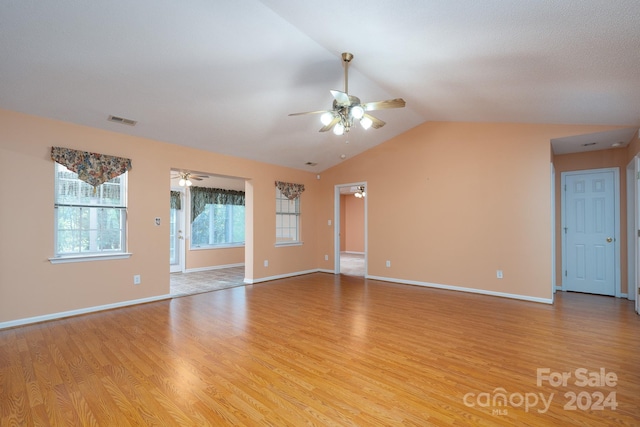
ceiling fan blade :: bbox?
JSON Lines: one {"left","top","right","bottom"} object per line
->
{"left": 362, "top": 98, "right": 406, "bottom": 111}
{"left": 319, "top": 116, "right": 341, "bottom": 132}
{"left": 330, "top": 90, "right": 350, "bottom": 106}
{"left": 363, "top": 113, "right": 385, "bottom": 129}
{"left": 289, "top": 109, "right": 332, "bottom": 116}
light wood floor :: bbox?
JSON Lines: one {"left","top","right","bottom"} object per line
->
{"left": 1, "top": 273, "right": 639, "bottom": 426}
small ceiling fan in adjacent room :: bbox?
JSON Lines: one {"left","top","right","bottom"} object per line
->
{"left": 171, "top": 171, "right": 209, "bottom": 187}
{"left": 289, "top": 52, "right": 406, "bottom": 135}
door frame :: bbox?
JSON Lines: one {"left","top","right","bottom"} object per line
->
{"left": 560, "top": 167, "right": 621, "bottom": 297}
{"left": 626, "top": 156, "right": 639, "bottom": 311}
{"left": 170, "top": 186, "right": 186, "bottom": 273}
{"left": 334, "top": 182, "right": 367, "bottom": 276}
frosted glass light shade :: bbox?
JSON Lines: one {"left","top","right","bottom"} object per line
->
{"left": 360, "top": 116, "right": 372, "bottom": 130}
{"left": 333, "top": 122, "right": 344, "bottom": 135}
{"left": 351, "top": 105, "right": 364, "bottom": 119}
{"left": 320, "top": 112, "right": 334, "bottom": 126}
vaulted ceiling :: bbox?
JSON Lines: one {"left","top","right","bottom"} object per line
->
{"left": 1, "top": 1, "right": 639, "bottom": 171}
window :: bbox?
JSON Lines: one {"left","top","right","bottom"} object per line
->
{"left": 54, "top": 163, "right": 127, "bottom": 257}
{"left": 276, "top": 187, "right": 300, "bottom": 244}
{"left": 191, "top": 203, "right": 245, "bottom": 247}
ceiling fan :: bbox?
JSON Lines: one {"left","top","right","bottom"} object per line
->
{"left": 171, "top": 171, "right": 209, "bottom": 187}
{"left": 289, "top": 52, "right": 406, "bottom": 135}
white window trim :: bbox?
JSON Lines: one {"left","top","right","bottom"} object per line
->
{"left": 275, "top": 188, "right": 301, "bottom": 244}
{"left": 274, "top": 241, "right": 303, "bottom": 247}
{"left": 49, "top": 253, "right": 132, "bottom": 264}
{"left": 190, "top": 243, "right": 245, "bottom": 250}
{"left": 53, "top": 163, "right": 129, "bottom": 260}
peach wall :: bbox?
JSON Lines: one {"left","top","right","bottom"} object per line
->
{"left": 343, "top": 194, "right": 365, "bottom": 253}
{"left": 317, "top": 122, "right": 628, "bottom": 301}
{"left": 185, "top": 245, "right": 244, "bottom": 270}
{"left": 0, "top": 109, "right": 317, "bottom": 324}
{"left": 552, "top": 149, "right": 629, "bottom": 292}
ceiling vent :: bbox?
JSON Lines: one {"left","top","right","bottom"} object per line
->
{"left": 108, "top": 115, "right": 137, "bottom": 126}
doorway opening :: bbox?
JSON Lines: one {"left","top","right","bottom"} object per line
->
{"left": 169, "top": 169, "right": 248, "bottom": 296}
{"left": 334, "top": 183, "right": 367, "bottom": 276}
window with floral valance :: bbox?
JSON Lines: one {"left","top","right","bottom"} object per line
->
{"left": 50, "top": 146, "right": 131, "bottom": 261}
{"left": 275, "top": 181, "right": 303, "bottom": 244}
{"left": 190, "top": 187, "right": 245, "bottom": 223}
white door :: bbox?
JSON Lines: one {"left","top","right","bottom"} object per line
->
{"left": 563, "top": 170, "right": 617, "bottom": 296}
{"left": 170, "top": 189, "right": 185, "bottom": 273}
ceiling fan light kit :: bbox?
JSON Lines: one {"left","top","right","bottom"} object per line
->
{"left": 171, "top": 171, "right": 209, "bottom": 187}
{"left": 289, "top": 52, "right": 406, "bottom": 135}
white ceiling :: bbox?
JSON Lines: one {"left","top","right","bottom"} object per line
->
{"left": 1, "top": 1, "right": 639, "bottom": 171}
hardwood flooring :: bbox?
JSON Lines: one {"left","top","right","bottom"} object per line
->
{"left": 1, "top": 273, "right": 639, "bottom": 426}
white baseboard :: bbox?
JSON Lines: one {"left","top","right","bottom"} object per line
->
{"left": 0, "top": 294, "right": 173, "bottom": 330}
{"left": 341, "top": 251, "right": 365, "bottom": 255}
{"left": 366, "top": 275, "right": 554, "bottom": 304}
{"left": 244, "top": 269, "right": 320, "bottom": 284}
{"left": 184, "top": 263, "right": 244, "bottom": 273}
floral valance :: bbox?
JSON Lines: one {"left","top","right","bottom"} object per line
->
{"left": 51, "top": 146, "right": 132, "bottom": 188}
{"left": 170, "top": 191, "right": 182, "bottom": 210}
{"left": 191, "top": 186, "right": 245, "bottom": 222}
{"left": 275, "top": 181, "right": 305, "bottom": 200}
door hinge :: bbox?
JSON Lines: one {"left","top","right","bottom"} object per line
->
{"left": 564, "top": 184, "right": 567, "bottom": 191}
{"left": 565, "top": 270, "right": 567, "bottom": 277}
{"left": 564, "top": 227, "right": 568, "bottom": 234}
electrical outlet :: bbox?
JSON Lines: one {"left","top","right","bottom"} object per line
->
{"left": 264, "top": 260, "right": 269, "bottom": 267}
{"left": 324, "top": 254, "right": 329, "bottom": 261}
{"left": 386, "top": 260, "right": 391, "bottom": 268}
{"left": 133, "top": 275, "right": 141, "bottom": 285}
{"left": 497, "top": 270, "right": 503, "bottom": 279}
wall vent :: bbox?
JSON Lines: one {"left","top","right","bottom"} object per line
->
{"left": 305, "top": 162, "right": 317, "bottom": 166}
{"left": 108, "top": 115, "right": 137, "bottom": 126}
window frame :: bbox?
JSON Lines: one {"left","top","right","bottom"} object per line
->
{"left": 50, "top": 163, "right": 131, "bottom": 264}
{"left": 190, "top": 202, "right": 245, "bottom": 249}
{"left": 275, "top": 187, "right": 301, "bottom": 246}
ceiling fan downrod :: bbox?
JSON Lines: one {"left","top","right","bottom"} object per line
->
{"left": 342, "top": 52, "right": 353, "bottom": 94}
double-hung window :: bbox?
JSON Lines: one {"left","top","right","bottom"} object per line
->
{"left": 191, "top": 203, "right": 245, "bottom": 247}
{"left": 190, "top": 187, "right": 245, "bottom": 248}
{"left": 54, "top": 163, "right": 127, "bottom": 258}
{"left": 276, "top": 187, "right": 300, "bottom": 244}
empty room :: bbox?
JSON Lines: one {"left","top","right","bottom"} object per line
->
{"left": 1, "top": 1, "right": 639, "bottom": 425}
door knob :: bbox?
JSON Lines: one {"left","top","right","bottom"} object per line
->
{"left": 606, "top": 237, "right": 613, "bottom": 243}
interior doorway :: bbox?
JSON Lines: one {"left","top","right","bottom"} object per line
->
{"left": 334, "top": 183, "right": 367, "bottom": 276}
{"left": 169, "top": 170, "right": 247, "bottom": 295}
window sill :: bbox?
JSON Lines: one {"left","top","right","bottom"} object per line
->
{"left": 190, "top": 244, "right": 245, "bottom": 250}
{"left": 49, "top": 253, "right": 133, "bottom": 264}
{"left": 275, "top": 241, "right": 303, "bottom": 247}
